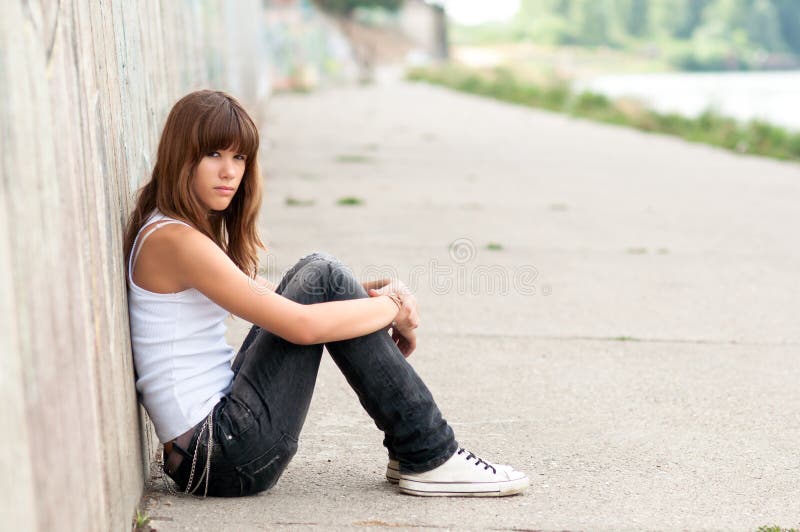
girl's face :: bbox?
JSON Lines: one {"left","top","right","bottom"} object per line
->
{"left": 191, "top": 148, "right": 247, "bottom": 212}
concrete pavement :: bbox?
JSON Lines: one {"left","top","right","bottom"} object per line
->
{"left": 141, "top": 79, "right": 800, "bottom": 531}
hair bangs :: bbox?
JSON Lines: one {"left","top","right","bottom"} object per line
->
{"left": 197, "top": 99, "right": 259, "bottom": 161}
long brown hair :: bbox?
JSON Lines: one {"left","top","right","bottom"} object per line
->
{"left": 123, "top": 90, "right": 265, "bottom": 278}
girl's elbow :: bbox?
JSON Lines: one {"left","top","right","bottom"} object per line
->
{"left": 290, "top": 308, "right": 319, "bottom": 345}
{"left": 293, "top": 329, "right": 318, "bottom": 346}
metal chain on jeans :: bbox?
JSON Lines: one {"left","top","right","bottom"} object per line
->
{"left": 155, "top": 410, "right": 214, "bottom": 498}
{"left": 184, "top": 409, "right": 214, "bottom": 497}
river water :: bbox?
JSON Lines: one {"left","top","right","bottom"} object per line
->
{"left": 575, "top": 70, "right": 800, "bottom": 131}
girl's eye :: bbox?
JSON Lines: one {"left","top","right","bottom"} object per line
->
{"left": 207, "top": 151, "right": 220, "bottom": 157}
{"left": 235, "top": 154, "right": 246, "bottom": 161}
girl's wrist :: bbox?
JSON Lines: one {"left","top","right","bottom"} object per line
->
{"left": 384, "top": 292, "right": 404, "bottom": 311}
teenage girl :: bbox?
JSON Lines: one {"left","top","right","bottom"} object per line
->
{"left": 124, "top": 90, "right": 529, "bottom": 498}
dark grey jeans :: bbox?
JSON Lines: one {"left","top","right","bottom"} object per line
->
{"left": 166, "top": 252, "right": 458, "bottom": 497}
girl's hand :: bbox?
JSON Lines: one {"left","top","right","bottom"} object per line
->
{"left": 390, "top": 325, "right": 416, "bottom": 358}
{"left": 367, "top": 282, "right": 419, "bottom": 332}
{"left": 367, "top": 282, "right": 419, "bottom": 357}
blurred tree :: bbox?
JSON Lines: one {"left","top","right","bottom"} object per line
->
{"left": 518, "top": 0, "right": 572, "bottom": 19}
{"left": 314, "top": 0, "right": 402, "bottom": 18}
{"left": 622, "top": 0, "right": 649, "bottom": 37}
{"left": 746, "top": 0, "right": 786, "bottom": 52}
{"left": 773, "top": 0, "right": 800, "bottom": 54}
{"left": 647, "top": 0, "right": 685, "bottom": 39}
{"left": 673, "top": 0, "right": 713, "bottom": 38}
{"left": 699, "top": 0, "right": 750, "bottom": 34}
{"left": 568, "top": 0, "right": 611, "bottom": 45}
{"left": 553, "top": 0, "right": 573, "bottom": 17}
{"left": 456, "top": 0, "right": 800, "bottom": 69}
{"left": 517, "top": 0, "right": 578, "bottom": 44}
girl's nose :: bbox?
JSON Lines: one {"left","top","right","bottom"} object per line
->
{"left": 221, "top": 156, "right": 237, "bottom": 178}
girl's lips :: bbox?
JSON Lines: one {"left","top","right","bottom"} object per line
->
{"left": 214, "top": 187, "right": 235, "bottom": 195}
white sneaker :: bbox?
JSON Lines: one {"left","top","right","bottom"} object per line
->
{"left": 396, "top": 448, "right": 529, "bottom": 497}
{"left": 387, "top": 457, "right": 516, "bottom": 484}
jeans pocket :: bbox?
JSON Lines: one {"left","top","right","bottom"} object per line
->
{"left": 218, "top": 396, "right": 257, "bottom": 442}
{"left": 234, "top": 433, "right": 298, "bottom": 496}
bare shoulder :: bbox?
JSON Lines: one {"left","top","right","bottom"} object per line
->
{"left": 144, "top": 222, "right": 256, "bottom": 299}
{"left": 131, "top": 221, "right": 205, "bottom": 293}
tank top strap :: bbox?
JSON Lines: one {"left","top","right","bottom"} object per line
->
{"left": 128, "top": 212, "right": 194, "bottom": 284}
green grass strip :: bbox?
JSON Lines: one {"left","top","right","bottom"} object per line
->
{"left": 336, "top": 196, "right": 364, "bottom": 206}
{"left": 407, "top": 65, "right": 800, "bottom": 163}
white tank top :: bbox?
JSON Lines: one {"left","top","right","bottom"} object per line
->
{"left": 127, "top": 209, "right": 234, "bottom": 443}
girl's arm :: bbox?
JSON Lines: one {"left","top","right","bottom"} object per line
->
{"left": 170, "top": 227, "right": 399, "bottom": 345}
{"left": 254, "top": 274, "right": 277, "bottom": 293}
{"left": 255, "top": 276, "right": 389, "bottom": 294}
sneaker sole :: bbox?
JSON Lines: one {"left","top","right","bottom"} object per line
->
{"left": 398, "top": 476, "right": 529, "bottom": 497}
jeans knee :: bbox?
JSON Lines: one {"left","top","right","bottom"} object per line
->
{"left": 288, "top": 252, "right": 362, "bottom": 301}
{"left": 291, "top": 260, "right": 330, "bottom": 298}
{"left": 327, "top": 261, "right": 362, "bottom": 297}
{"left": 300, "top": 251, "right": 338, "bottom": 264}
